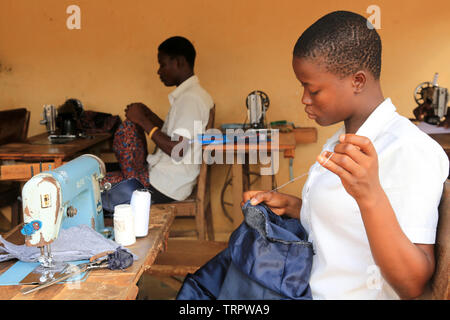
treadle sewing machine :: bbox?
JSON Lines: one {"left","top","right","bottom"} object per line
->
{"left": 246, "top": 90, "right": 270, "bottom": 129}
{"left": 19, "top": 154, "right": 109, "bottom": 284}
{"left": 413, "top": 72, "right": 449, "bottom": 127}
{"left": 200, "top": 90, "right": 273, "bottom": 145}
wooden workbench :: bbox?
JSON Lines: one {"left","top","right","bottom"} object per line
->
{"left": 0, "top": 207, "right": 175, "bottom": 300}
{"left": 0, "top": 132, "right": 112, "bottom": 181}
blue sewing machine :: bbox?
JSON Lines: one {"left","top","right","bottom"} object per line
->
{"left": 20, "top": 154, "right": 108, "bottom": 269}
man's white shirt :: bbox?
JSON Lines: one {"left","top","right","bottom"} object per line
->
{"left": 147, "top": 75, "right": 214, "bottom": 201}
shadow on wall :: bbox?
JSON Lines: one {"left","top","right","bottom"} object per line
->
{"left": 0, "top": 62, "right": 13, "bottom": 74}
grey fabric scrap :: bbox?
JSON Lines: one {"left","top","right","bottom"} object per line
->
{"left": 0, "top": 224, "right": 137, "bottom": 263}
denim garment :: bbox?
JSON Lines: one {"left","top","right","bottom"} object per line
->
{"left": 176, "top": 201, "right": 314, "bottom": 300}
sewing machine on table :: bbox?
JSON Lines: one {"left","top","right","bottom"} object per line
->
{"left": 40, "top": 99, "right": 85, "bottom": 144}
{"left": 18, "top": 154, "right": 110, "bottom": 284}
{"left": 413, "top": 72, "right": 449, "bottom": 127}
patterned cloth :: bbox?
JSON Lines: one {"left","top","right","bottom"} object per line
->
{"left": 103, "top": 120, "right": 150, "bottom": 188}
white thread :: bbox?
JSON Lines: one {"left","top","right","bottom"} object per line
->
{"left": 269, "top": 152, "right": 334, "bottom": 193}
{"left": 131, "top": 189, "right": 151, "bottom": 237}
{"left": 113, "top": 204, "right": 136, "bottom": 246}
{"left": 270, "top": 172, "right": 309, "bottom": 192}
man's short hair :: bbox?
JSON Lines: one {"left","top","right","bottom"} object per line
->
{"left": 293, "top": 11, "right": 382, "bottom": 80}
{"left": 158, "top": 36, "right": 196, "bottom": 69}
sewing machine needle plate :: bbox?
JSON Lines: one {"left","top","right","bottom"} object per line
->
{"left": 19, "top": 262, "right": 69, "bottom": 285}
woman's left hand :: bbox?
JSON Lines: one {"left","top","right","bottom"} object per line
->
{"left": 317, "top": 134, "right": 383, "bottom": 208}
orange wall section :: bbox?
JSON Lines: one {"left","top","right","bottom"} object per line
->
{"left": 1, "top": 0, "right": 449, "bottom": 233}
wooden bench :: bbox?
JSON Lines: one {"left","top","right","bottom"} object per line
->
{"left": 145, "top": 239, "right": 228, "bottom": 291}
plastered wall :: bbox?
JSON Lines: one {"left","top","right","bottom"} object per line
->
{"left": 1, "top": 0, "right": 449, "bottom": 232}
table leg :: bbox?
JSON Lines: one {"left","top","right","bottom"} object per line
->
{"left": 261, "top": 174, "right": 273, "bottom": 192}
{"left": 231, "top": 163, "right": 243, "bottom": 228}
{"left": 260, "top": 151, "right": 275, "bottom": 191}
{"left": 243, "top": 162, "right": 250, "bottom": 191}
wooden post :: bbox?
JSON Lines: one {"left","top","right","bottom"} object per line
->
{"left": 231, "top": 162, "right": 243, "bottom": 228}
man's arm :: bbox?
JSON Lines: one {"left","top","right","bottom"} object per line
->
{"left": 125, "top": 102, "right": 187, "bottom": 157}
{"left": 127, "top": 102, "right": 164, "bottom": 128}
{"left": 143, "top": 107, "right": 164, "bottom": 128}
{"left": 150, "top": 129, "right": 187, "bottom": 158}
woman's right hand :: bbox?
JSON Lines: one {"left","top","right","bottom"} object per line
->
{"left": 241, "top": 190, "right": 302, "bottom": 219}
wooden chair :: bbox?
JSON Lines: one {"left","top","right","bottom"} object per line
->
{"left": 0, "top": 108, "right": 30, "bottom": 229}
{"left": 152, "top": 106, "right": 216, "bottom": 240}
{"left": 0, "top": 108, "right": 30, "bottom": 145}
{"left": 419, "top": 179, "right": 450, "bottom": 299}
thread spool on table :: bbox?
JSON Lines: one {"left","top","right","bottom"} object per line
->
{"left": 113, "top": 204, "right": 136, "bottom": 246}
{"left": 130, "top": 189, "right": 151, "bottom": 237}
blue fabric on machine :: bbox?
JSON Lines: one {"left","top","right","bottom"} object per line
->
{"left": 176, "top": 201, "right": 314, "bottom": 300}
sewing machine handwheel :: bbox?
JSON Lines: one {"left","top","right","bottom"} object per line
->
{"left": 414, "top": 81, "right": 433, "bottom": 105}
{"left": 246, "top": 90, "right": 270, "bottom": 112}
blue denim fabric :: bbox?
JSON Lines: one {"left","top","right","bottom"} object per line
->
{"left": 176, "top": 201, "right": 314, "bottom": 300}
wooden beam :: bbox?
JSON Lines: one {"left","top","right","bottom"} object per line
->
{"left": 293, "top": 127, "right": 318, "bottom": 144}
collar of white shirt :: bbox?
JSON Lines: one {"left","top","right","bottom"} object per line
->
{"left": 168, "top": 75, "right": 199, "bottom": 104}
{"left": 324, "top": 98, "right": 397, "bottom": 151}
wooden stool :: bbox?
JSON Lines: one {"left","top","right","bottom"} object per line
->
{"left": 145, "top": 239, "right": 228, "bottom": 291}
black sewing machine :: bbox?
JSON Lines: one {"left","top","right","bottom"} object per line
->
{"left": 40, "top": 99, "right": 85, "bottom": 144}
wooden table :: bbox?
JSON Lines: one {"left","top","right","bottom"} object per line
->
{"left": 204, "top": 129, "right": 316, "bottom": 228}
{"left": 0, "top": 132, "right": 112, "bottom": 181}
{"left": 429, "top": 133, "right": 450, "bottom": 155}
{"left": 413, "top": 120, "right": 450, "bottom": 158}
{"left": 0, "top": 207, "right": 175, "bottom": 300}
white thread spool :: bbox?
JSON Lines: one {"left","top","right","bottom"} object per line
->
{"left": 130, "top": 189, "right": 151, "bottom": 237}
{"left": 113, "top": 204, "right": 136, "bottom": 246}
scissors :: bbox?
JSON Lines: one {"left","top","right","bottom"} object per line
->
{"left": 21, "top": 251, "right": 113, "bottom": 295}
